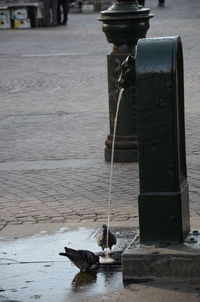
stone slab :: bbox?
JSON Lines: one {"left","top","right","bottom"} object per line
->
{"left": 122, "top": 232, "right": 200, "bottom": 281}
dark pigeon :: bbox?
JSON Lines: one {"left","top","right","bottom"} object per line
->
{"left": 59, "top": 247, "right": 99, "bottom": 271}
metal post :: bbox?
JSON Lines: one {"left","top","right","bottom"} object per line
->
{"left": 98, "top": 0, "right": 153, "bottom": 162}
{"left": 136, "top": 36, "right": 190, "bottom": 243}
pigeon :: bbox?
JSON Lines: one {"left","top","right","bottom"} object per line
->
{"left": 96, "top": 224, "right": 117, "bottom": 252}
{"left": 59, "top": 247, "right": 99, "bottom": 272}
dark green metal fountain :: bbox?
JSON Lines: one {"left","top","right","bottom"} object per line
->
{"left": 136, "top": 36, "right": 190, "bottom": 243}
{"left": 99, "top": 1, "right": 198, "bottom": 283}
{"left": 121, "top": 36, "right": 193, "bottom": 281}
{"left": 118, "top": 35, "right": 190, "bottom": 243}
{"left": 99, "top": 0, "right": 153, "bottom": 162}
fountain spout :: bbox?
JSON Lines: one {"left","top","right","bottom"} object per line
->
{"left": 118, "top": 54, "right": 136, "bottom": 89}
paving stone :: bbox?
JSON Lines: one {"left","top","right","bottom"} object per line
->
{"left": 0, "top": 0, "right": 199, "bottom": 231}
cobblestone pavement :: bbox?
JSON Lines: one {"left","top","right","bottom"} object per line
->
{"left": 0, "top": 0, "right": 200, "bottom": 234}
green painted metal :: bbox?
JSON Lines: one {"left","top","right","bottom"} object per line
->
{"left": 99, "top": 1, "right": 152, "bottom": 46}
{"left": 135, "top": 36, "right": 190, "bottom": 243}
{"left": 98, "top": 1, "right": 153, "bottom": 162}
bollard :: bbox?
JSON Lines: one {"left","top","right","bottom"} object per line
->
{"left": 136, "top": 36, "right": 190, "bottom": 243}
{"left": 98, "top": 0, "right": 153, "bottom": 162}
{"left": 122, "top": 36, "right": 193, "bottom": 282}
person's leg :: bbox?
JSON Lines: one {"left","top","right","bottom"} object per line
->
{"left": 43, "top": 0, "right": 51, "bottom": 26}
{"left": 62, "top": 0, "right": 68, "bottom": 24}
{"left": 57, "top": 0, "right": 61, "bottom": 24}
{"left": 51, "top": 0, "right": 58, "bottom": 25}
{"left": 138, "top": 0, "right": 145, "bottom": 6}
{"left": 159, "top": 0, "right": 165, "bottom": 5}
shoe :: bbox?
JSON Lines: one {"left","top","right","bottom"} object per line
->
{"left": 159, "top": 3, "right": 165, "bottom": 7}
{"left": 61, "top": 21, "right": 67, "bottom": 25}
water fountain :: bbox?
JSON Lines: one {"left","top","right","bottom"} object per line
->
{"left": 99, "top": 0, "right": 200, "bottom": 283}
{"left": 119, "top": 35, "right": 200, "bottom": 281}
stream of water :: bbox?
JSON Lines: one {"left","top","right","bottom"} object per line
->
{"left": 106, "top": 88, "right": 124, "bottom": 249}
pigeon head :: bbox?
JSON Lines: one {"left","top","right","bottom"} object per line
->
{"left": 102, "top": 224, "right": 107, "bottom": 230}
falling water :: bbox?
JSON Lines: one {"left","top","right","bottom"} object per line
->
{"left": 106, "top": 88, "right": 124, "bottom": 251}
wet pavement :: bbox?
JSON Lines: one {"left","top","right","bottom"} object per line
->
{"left": 1, "top": 227, "right": 200, "bottom": 302}
{"left": 0, "top": 227, "right": 136, "bottom": 302}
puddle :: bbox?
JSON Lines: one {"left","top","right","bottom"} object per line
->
{"left": 0, "top": 227, "right": 135, "bottom": 302}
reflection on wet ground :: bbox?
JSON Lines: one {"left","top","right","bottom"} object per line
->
{"left": 0, "top": 227, "right": 135, "bottom": 302}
